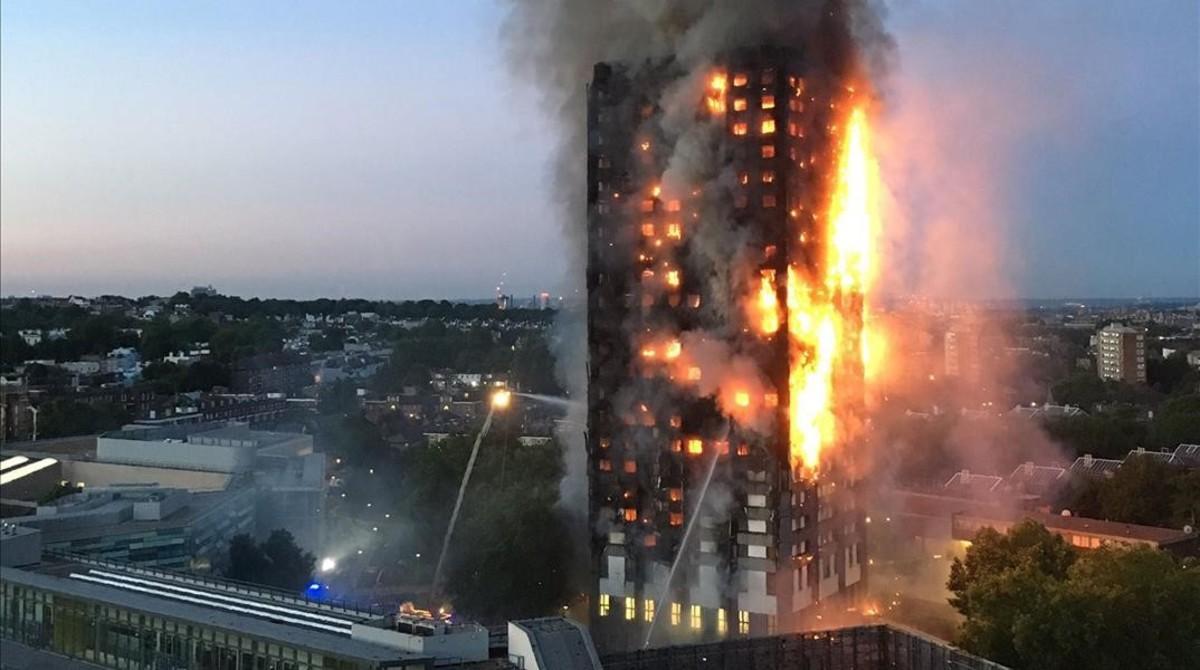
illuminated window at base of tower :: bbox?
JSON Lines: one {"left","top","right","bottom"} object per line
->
{"left": 599, "top": 594, "right": 610, "bottom": 616}
{"left": 717, "top": 608, "right": 727, "bottom": 634}
{"left": 689, "top": 604, "right": 702, "bottom": 630}
{"left": 738, "top": 610, "right": 750, "bottom": 635}
{"left": 671, "top": 602, "right": 682, "bottom": 626}
{"left": 624, "top": 597, "right": 636, "bottom": 621}
{"left": 644, "top": 599, "right": 655, "bottom": 623}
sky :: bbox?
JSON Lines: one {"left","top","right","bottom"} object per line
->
{"left": 2, "top": 1, "right": 1197, "bottom": 300}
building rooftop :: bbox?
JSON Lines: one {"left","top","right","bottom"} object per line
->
{"left": 1172, "top": 443, "right": 1200, "bottom": 467}
{"left": 3, "top": 557, "right": 424, "bottom": 664}
{"left": 943, "top": 470, "right": 1003, "bottom": 497}
{"left": 509, "top": 617, "right": 602, "bottom": 670}
{"left": 1068, "top": 454, "right": 1123, "bottom": 478}
{"left": 1028, "top": 511, "right": 1195, "bottom": 546}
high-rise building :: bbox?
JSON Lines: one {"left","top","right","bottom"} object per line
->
{"left": 585, "top": 47, "right": 868, "bottom": 652}
{"left": 1096, "top": 323, "right": 1146, "bottom": 384}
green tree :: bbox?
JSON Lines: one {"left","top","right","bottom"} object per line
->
{"left": 949, "top": 521, "right": 1200, "bottom": 670}
{"left": 1097, "top": 455, "right": 1175, "bottom": 525}
{"left": 224, "top": 530, "right": 315, "bottom": 593}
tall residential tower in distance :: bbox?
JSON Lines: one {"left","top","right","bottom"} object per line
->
{"left": 1096, "top": 322, "right": 1146, "bottom": 384}
{"left": 585, "top": 44, "right": 873, "bottom": 652}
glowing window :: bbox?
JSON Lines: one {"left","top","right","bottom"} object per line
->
{"left": 670, "top": 512, "right": 684, "bottom": 526}
{"left": 732, "top": 122, "right": 748, "bottom": 136}
{"left": 761, "top": 144, "right": 776, "bottom": 158}
{"left": 687, "top": 438, "right": 703, "bottom": 454}
{"left": 788, "top": 122, "right": 800, "bottom": 137}
{"left": 687, "top": 367, "right": 702, "bottom": 381}
{"left": 671, "top": 602, "right": 682, "bottom": 626}
{"left": 599, "top": 594, "right": 610, "bottom": 616}
{"left": 640, "top": 199, "right": 655, "bottom": 213}
{"left": 738, "top": 172, "right": 750, "bottom": 185}
{"left": 666, "top": 270, "right": 680, "bottom": 287}
{"left": 690, "top": 605, "right": 702, "bottom": 630}
{"left": 671, "top": 439, "right": 682, "bottom": 453}
{"left": 668, "top": 488, "right": 682, "bottom": 502}
{"left": 598, "top": 459, "right": 612, "bottom": 472}
{"left": 736, "top": 444, "right": 750, "bottom": 457}
{"left": 624, "top": 459, "right": 637, "bottom": 474}
{"left": 738, "top": 610, "right": 750, "bottom": 635}
{"left": 644, "top": 599, "right": 656, "bottom": 622}
{"left": 688, "top": 294, "right": 701, "bottom": 308}
{"left": 666, "top": 222, "right": 682, "bottom": 239}
{"left": 761, "top": 171, "right": 775, "bottom": 183}
{"left": 641, "top": 223, "right": 655, "bottom": 237}
{"left": 665, "top": 199, "right": 681, "bottom": 212}
{"left": 599, "top": 438, "right": 610, "bottom": 449}
{"left": 623, "top": 507, "right": 637, "bottom": 522}
{"left": 644, "top": 534, "right": 657, "bottom": 547}
{"left": 733, "top": 98, "right": 748, "bottom": 111}
{"left": 625, "top": 597, "right": 636, "bottom": 620}
{"left": 732, "top": 73, "right": 748, "bottom": 87}
{"left": 717, "top": 608, "right": 727, "bottom": 634}
{"left": 760, "top": 118, "right": 776, "bottom": 134}
{"left": 761, "top": 95, "right": 775, "bottom": 109}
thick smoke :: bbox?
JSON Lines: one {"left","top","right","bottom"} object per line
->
{"left": 503, "top": 0, "right": 893, "bottom": 508}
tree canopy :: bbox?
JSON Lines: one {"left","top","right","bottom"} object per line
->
{"left": 949, "top": 520, "right": 1200, "bottom": 669}
{"left": 224, "top": 530, "right": 316, "bottom": 593}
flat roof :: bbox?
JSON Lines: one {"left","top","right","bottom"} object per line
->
{"left": 1, "top": 565, "right": 423, "bottom": 664}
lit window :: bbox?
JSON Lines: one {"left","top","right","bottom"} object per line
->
{"left": 764, "top": 392, "right": 779, "bottom": 407}
{"left": 738, "top": 610, "right": 750, "bottom": 635}
{"left": 732, "top": 122, "right": 748, "bottom": 136}
{"left": 624, "top": 459, "right": 637, "bottom": 474}
{"left": 624, "top": 507, "right": 637, "bottom": 522}
{"left": 738, "top": 171, "right": 750, "bottom": 185}
{"left": 625, "top": 597, "right": 636, "bottom": 620}
{"left": 687, "top": 438, "right": 703, "bottom": 454}
{"left": 665, "top": 199, "right": 681, "bottom": 212}
{"left": 690, "top": 605, "right": 702, "bottom": 630}
{"left": 788, "top": 122, "right": 799, "bottom": 137}
{"left": 599, "top": 594, "right": 610, "bottom": 616}
{"left": 644, "top": 599, "right": 656, "bottom": 623}
{"left": 761, "top": 144, "right": 776, "bottom": 158}
{"left": 733, "top": 98, "right": 748, "bottom": 111}
{"left": 688, "top": 294, "right": 701, "bottom": 308}
{"left": 640, "top": 199, "right": 655, "bottom": 213}
{"left": 598, "top": 438, "right": 611, "bottom": 450}
{"left": 687, "top": 367, "right": 702, "bottom": 381}
{"left": 668, "top": 488, "right": 683, "bottom": 502}
{"left": 670, "top": 512, "right": 684, "bottom": 526}
{"left": 760, "top": 118, "right": 776, "bottom": 134}
{"left": 717, "top": 608, "right": 727, "bottom": 634}
{"left": 736, "top": 444, "right": 750, "bottom": 457}
{"left": 641, "top": 223, "right": 655, "bottom": 237}
{"left": 671, "top": 602, "right": 682, "bottom": 626}
{"left": 761, "top": 95, "right": 775, "bottom": 109}
{"left": 666, "top": 222, "right": 682, "bottom": 239}
{"left": 598, "top": 459, "right": 612, "bottom": 472}
{"left": 732, "top": 73, "right": 748, "bottom": 87}
{"left": 761, "top": 171, "right": 775, "bottom": 183}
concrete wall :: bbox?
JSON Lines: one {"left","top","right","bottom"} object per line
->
{"left": 97, "top": 436, "right": 256, "bottom": 473}
{"left": 350, "top": 623, "right": 488, "bottom": 663}
{"left": 64, "top": 461, "right": 233, "bottom": 491}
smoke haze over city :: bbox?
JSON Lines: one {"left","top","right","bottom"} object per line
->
{"left": 1, "top": 1, "right": 1196, "bottom": 300}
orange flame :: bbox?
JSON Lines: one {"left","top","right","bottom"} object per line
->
{"left": 787, "top": 102, "right": 878, "bottom": 478}
{"left": 757, "top": 269, "right": 781, "bottom": 335}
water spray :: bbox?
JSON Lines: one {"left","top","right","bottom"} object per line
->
{"left": 642, "top": 444, "right": 721, "bottom": 648}
{"left": 513, "top": 392, "right": 582, "bottom": 412}
{"left": 430, "top": 389, "right": 511, "bottom": 601}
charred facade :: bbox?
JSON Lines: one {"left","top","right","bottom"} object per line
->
{"left": 586, "top": 46, "right": 869, "bottom": 652}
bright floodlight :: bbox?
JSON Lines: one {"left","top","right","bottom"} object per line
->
{"left": 491, "top": 389, "right": 512, "bottom": 410}
{"left": 319, "top": 557, "right": 336, "bottom": 573}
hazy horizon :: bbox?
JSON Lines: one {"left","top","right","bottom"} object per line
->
{"left": 2, "top": 1, "right": 1197, "bottom": 300}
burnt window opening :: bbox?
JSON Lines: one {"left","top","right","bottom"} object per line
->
{"left": 761, "top": 95, "right": 776, "bottom": 110}
{"left": 761, "top": 144, "right": 776, "bottom": 158}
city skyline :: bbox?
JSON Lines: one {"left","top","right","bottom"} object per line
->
{"left": 2, "top": 1, "right": 1198, "bottom": 300}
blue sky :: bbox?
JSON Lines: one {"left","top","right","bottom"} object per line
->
{"left": 2, "top": 1, "right": 1197, "bottom": 299}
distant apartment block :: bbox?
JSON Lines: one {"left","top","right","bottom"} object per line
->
{"left": 1095, "top": 323, "right": 1145, "bottom": 383}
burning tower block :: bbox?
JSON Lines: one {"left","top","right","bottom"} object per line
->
{"left": 586, "top": 45, "right": 874, "bottom": 652}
